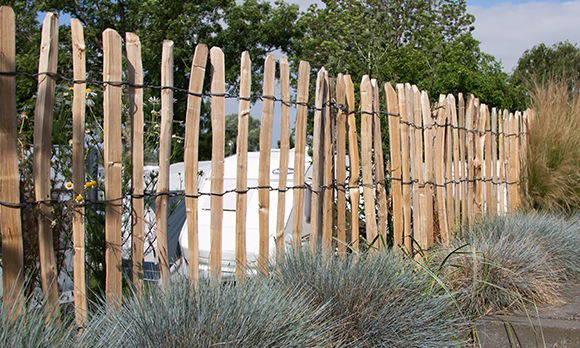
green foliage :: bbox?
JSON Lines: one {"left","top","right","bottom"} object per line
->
{"left": 272, "top": 247, "right": 465, "bottom": 347}
{"left": 523, "top": 80, "right": 580, "bottom": 212}
{"left": 438, "top": 212, "right": 580, "bottom": 318}
{"left": 224, "top": 113, "right": 261, "bottom": 157}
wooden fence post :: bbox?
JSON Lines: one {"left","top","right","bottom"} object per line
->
{"left": 183, "top": 44, "right": 208, "bottom": 283}
{"left": 412, "top": 86, "right": 428, "bottom": 249}
{"left": 126, "top": 32, "right": 144, "bottom": 291}
{"left": 258, "top": 54, "right": 275, "bottom": 273}
{"left": 34, "top": 12, "right": 60, "bottom": 315}
{"left": 291, "top": 61, "right": 310, "bottom": 248}
{"left": 345, "top": 76, "right": 360, "bottom": 251}
{"left": 0, "top": 5, "right": 24, "bottom": 311}
{"left": 464, "top": 95, "right": 475, "bottom": 223}
{"left": 499, "top": 110, "right": 508, "bottom": 214}
{"left": 310, "top": 68, "right": 326, "bottom": 249}
{"left": 434, "top": 94, "right": 449, "bottom": 244}
{"left": 103, "top": 28, "right": 123, "bottom": 304}
{"left": 407, "top": 84, "right": 421, "bottom": 247}
{"left": 276, "top": 57, "right": 291, "bottom": 258}
{"left": 360, "top": 76, "right": 378, "bottom": 245}
{"left": 458, "top": 94, "right": 467, "bottom": 223}
{"left": 485, "top": 105, "right": 493, "bottom": 214}
{"left": 420, "top": 91, "right": 435, "bottom": 246}
{"left": 210, "top": 47, "right": 225, "bottom": 281}
{"left": 445, "top": 95, "right": 455, "bottom": 233}
{"left": 336, "top": 73, "right": 347, "bottom": 254}
{"left": 373, "top": 80, "right": 388, "bottom": 245}
{"left": 322, "top": 72, "right": 334, "bottom": 252}
{"left": 385, "top": 83, "right": 403, "bottom": 247}
{"left": 71, "top": 18, "right": 87, "bottom": 326}
{"left": 235, "top": 51, "right": 251, "bottom": 279}
{"left": 184, "top": 44, "right": 208, "bottom": 283}
{"left": 397, "top": 84, "right": 412, "bottom": 249}
{"left": 474, "top": 103, "right": 486, "bottom": 216}
{"left": 156, "top": 40, "right": 174, "bottom": 290}
{"left": 448, "top": 94, "right": 461, "bottom": 229}
{"left": 491, "top": 108, "right": 498, "bottom": 213}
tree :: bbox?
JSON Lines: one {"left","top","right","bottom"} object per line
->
{"left": 224, "top": 113, "right": 261, "bottom": 157}
{"left": 511, "top": 41, "right": 580, "bottom": 108}
{"left": 290, "top": 0, "right": 513, "bottom": 108}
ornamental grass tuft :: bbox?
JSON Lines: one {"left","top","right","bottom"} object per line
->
{"left": 272, "top": 247, "right": 465, "bottom": 348}
{"left": 440, "top": 212, "right": 580, "bottom": 318}
{"left": 75, "top": 277, "right": 339, "bottom": 348}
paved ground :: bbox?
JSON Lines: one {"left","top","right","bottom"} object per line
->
{"left": 476, "top": 283, "right": 580, "bottom": 347}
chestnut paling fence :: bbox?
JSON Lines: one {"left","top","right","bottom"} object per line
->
{"left": 0, "top": 8, "right": 529, "bottom": 326}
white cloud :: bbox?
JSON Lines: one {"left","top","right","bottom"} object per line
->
{"left": 469, "top": 1, "right": 580, "bottom": 73}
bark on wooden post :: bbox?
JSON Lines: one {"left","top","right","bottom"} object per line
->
{"left": 184, "top": 44, "right": 208, "bottom": 283}
{"left": 0, "top": 5, "right": 24, "bottom": 312}
{"left": 420, "top": 91, "right": 435, "bottom": 247}
{"left": 258, "top": 54, "right": 275, "bottom": 273}
{"left": 126, "top": 32, "right": 144, "bottom": 291}
{"left": 434, "top": 95, "right": 449, "bottom": 244}
{"left": 465, "top": 95, "right": 476, "bottom": 223}
{"left": 412, "top": 86, "right": 428, "bottom": 249}
{"left": 360, "top": 76, "right": 378, "bottom": 245}
{"left": 491, "top": 108, "right": 498, "bottom": 213}
{"left": 398, "top": 84, "right": 412, "bottom": 249}
{"left": 34, "top": 12, "right": 60, "bottom": 314}
{"left": 385, "top": 83, "right": 403, "bottom": 247}
{"left": 445, "top": 95, "right": 455, "bottom": 232}
{"left": 336, "top": 74, "right": 347, "bottom": 254}
{"left": 291, "top": 61, "right": 310, "bottom": 248}
{"left": 346, "top": 76, "right": 360, "bottom": 251}
{"left": 235, "top": 51, "right": 251, "bottom": 279}
{"left": 156, "top": 40, "right": 174, "bottom": 290}
{"left": 210, "top": 47, "right": 225, "bottom": 281}
{"left": 449, "top": 95, "right": 461, "bottom": 228}
{"left": 71, "top": 18, "right": 87, "bottom": 325}
{"left": 276, "top": 57, "right": 291, "bottom": 259}
{"left": 310, "top": 68, "right": 326, "bottom": 249}
{"left": 485, "top": 106, "right": 493, "bottom": 214}
{"left": 322, "top": 72, "right": 334, "bottom": 252}
{"left": 373, "top": 80, "right": 388, "bottom": 245}
{"left": 103, "top": 28, "right": 123, "bottom": 304}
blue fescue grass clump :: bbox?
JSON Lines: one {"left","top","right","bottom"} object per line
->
{"left": 440, "top": 212, "right": 580, "bottom": 317}
{"left": 272, "top": 247, "right": 466, "bottom": 348}
{"left": 76, "top": 277, "right": 339, "bottom": 348}
{"left": 1, "top": 294, "right": 74, "bottom": 348}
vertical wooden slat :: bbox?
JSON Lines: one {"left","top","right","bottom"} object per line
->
{"left": 210, "top": 47, "right": 225, "bottom": 280}
{"left": 405, "top": 84, "right": 420, "bottom": 246}
{"left": 34, "top": 12, "right": 60, "bottom": 313}
{"left": 291, "top": 61, "right": 310, "bottom": 247}
{"left": 373, "top": 80, "right": 388, "bottom": 245}
{"left": 445, "top": 95, "right": 455, "bottom": 233}
{"left": 345, "top": 76, "right": 360, "bottom": 251}
{"left": 360, "top": 76, "right": 377, "bottom": 245}
{"left": 458, "top": 94, "right": 466, "bottom": 224}
{"left": 464, "top": 95, "right": 475, "bottom": 223}
{"left": 515, "top": 111, "right": 522, "bottom": 208}
{"left": 474, "top": 103, "right": 486, "bottom": 216}
{"left": 434, "top": 94, "right": 449, "bottom": 244}
{"left": 499, "top": 110, "right": 507, "bottom": 214}
{"left": 126, "top": 32, "right": 144, "bottom": 290}
{"left": 276, "top": 57, "right": 290, "bottom": 258}
{"left": 184, "top": 44, "right": 208, "bottom": 283}
{"left": 235, "top": 51, "right": 251, "bottom": 279}
{"left": 386, "top": 83, "right": 403, "bottom": 247}
{"left": 335, "top": 74, "right": 347, "bottom": 254}
{"left": 491, "top": 108, "right": 498, "bottom": 213}
{"left": 397, "top": 84, "right": 412, "bottom": 250}
{"left": 0, "top": 5, "right": 23, "bottom": 310}
{"left": 420, "top": 91, "right": 434, "bottom": 247}
{"left": 156, "top": 40, "right": 173, "bottom": 290}
{"left": 103, "top": 28, "right": 123, "bottom": 304}
{"left": 310, "top": 67, "right": 325, "bottom": 249}
{"left": 71, "top": 19, "right": 87, "bottom": 325}
{"left": 449, "top": 95, "right": 461, "bottom": 228}
{"left": 412, "top": 86, "right": 428, "bottom": 249}
{"left": 258, "top": 54, "right": 275, "bottom": 273}
{"left": 485, "top": 105, "right": 493, "bottom": 214}
{"left": 322, "top": 72, "right": 334, "bottom": 252}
